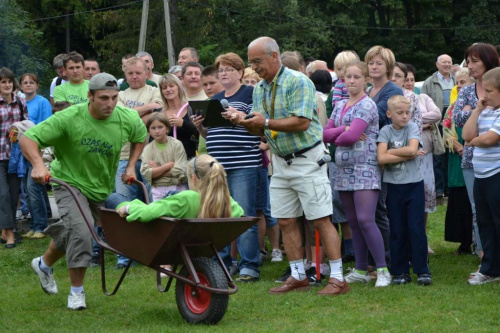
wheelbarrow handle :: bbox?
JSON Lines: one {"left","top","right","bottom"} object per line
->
{"left": 121, "top": 175, "right": 150, "bottom": 204}
{"left": 46, "top": 177, "right": 126, "bottom": 256}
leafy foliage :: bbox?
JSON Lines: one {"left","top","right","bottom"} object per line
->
{"left": 0, "top": 0, "right": 51, "bottom": 82}
{"left": 9, "top": 0, "right": 500, "bottom": 92}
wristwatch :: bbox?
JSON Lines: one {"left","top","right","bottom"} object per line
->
{"left": 264, "top": 118, "right": 270, "bottom": 130}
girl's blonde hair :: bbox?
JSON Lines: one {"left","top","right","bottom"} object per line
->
{"left": 159, "top": 74, "right": 188, "bottom": 108}
{"left": 334, "top": 51, "right": 360, "bottom": 72}
{"left": 346, "top": 61, "right": 369, "bottom": 78}
{"left": 243, "top": 67, "right": 260, "bottom": 81}
{"left": 187, "top": 154, "right": 231, "bottom": 218}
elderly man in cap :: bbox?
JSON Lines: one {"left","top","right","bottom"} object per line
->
{"left": 20, "top": 73, "right": 147, "bottom": 310}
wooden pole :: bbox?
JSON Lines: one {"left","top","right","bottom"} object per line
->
{"left": 138, "top": 0, "right": 149, "bottom": 52}
{"left": 163, "top": 0, "right": 176, "bottom": 68}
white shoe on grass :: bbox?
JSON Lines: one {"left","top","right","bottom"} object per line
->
{"left": 375, "top": 269, "right": 392, "bottom": 287}
{"left": 68, "top": 291, "right": 86, "bottom": 310}
{"left": 345, "top": 270, "right": 371, "bottom": 284}
{"left": 467, "top": 272, "right": 500, "bottom": 285}
{"left": 31, "top": 257, "right": 58, "bottom": 294}
{"left": 271, "top": 249, "right": 283, "bottom": 262}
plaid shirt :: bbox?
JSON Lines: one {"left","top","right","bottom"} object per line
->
{"left": 252, "top": 67, "right": 322, "bottom": 156}
{"left": 0, "top": 94, "right": 28, "bottom": 160}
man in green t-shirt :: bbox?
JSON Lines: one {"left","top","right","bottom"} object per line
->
{"left": 53, "top": 51, "right": 90, "bottom": 105}
{"left": 20, "top": 73, "right": 147, "bottom": 311}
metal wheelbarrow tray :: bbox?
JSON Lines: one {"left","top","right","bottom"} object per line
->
{"left": 49, "top": 177, "right": 259, "bottom": 325}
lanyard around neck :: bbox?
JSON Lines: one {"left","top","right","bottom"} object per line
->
{"left": 262, "top": 66, "right": 285, "bottom": 119}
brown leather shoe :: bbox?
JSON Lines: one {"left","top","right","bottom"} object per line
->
{"left": 317, "top": 278, "right": 350, "bottom": 295}
{"left": 269, "top": 276, "right": 310, "bottom": 294}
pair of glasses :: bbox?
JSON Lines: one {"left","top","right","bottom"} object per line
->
{"left": 248, "top": 53, "right": 272, "bottom": 66}
{"left": 217, "top": 68, "right": 236, "bottom": 74}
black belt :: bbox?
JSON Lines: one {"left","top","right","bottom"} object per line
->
{"left": 278, "top": 141, "right": 321, "bottom": 161}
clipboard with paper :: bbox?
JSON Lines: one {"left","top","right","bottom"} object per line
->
{"left": 188, "top": 100, "right": 233, "bottom": 128}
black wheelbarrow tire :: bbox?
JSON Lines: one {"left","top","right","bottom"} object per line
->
{"left": 175, "top": 257, "right": 229, "bottom": 324}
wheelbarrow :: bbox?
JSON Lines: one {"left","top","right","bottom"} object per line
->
{"left": 48, "top": 177, "right": 259, "bottom": 324}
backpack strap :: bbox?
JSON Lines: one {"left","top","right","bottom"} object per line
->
{"left": 15, "top": 99, "right": 26, "bottom": 121}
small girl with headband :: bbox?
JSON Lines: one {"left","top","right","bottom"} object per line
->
{"left": 117, "top": 154, "right": 244, "bottom": 221}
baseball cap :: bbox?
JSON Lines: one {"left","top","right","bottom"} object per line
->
{"left": 88, "top": 73, "right": 120, "bottom": 91}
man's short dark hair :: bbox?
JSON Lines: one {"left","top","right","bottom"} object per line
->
{"left": 201, "top": 65, "right": 218, "bottom": 77}
{"left": 182, "top": 61, "right": 204, "bottom": 76}
{"left": 310, "top": 70, "right": 332, "bottom": 94}
{"left": 122, "top": 53, "right": 136, "bottom": 60}
{"left": 180, "top": 47, "right": 199, "bottom": 60}
{"left": 63, "top": 51, "right": 85, "bottom": 68}
{"left": 53, "top": 54, "right": 66, "bottom": 69}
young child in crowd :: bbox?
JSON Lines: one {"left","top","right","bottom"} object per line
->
{"left": 199, "top": 66, "right": 224, "bottom": 155}
{"left": 324, "top": 61, "right": 391, "bottom": 288}
{"left": 140, "top": 112, "right": 188, "bottom": 202}
{"left": 117, "top": 154, "right": 244, "bottom": 221}
{"left": 377, "top": 95, "right": 431, "bottom": 285}
{"left": 201, "top": 66, "right": 224, "bottom": 99}
{"left": 462, "top": 67, "right": 500, "bottom": 285}
{"left": 331, "top": 51, "right": 360, "bottom": 109}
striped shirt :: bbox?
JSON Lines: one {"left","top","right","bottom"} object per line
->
{"left": 472, "top": 107, "right": 500, "bottom": 178}
{"left": 252, "top": 66, "right": 322, "bottom": 156}
{"left": 207, "top": 85, "right": 261, "bottom": 170}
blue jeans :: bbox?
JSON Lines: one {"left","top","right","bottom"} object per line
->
{"left": 256, "top": 167, "right": 277, "bottom": 228}
{"left": 218, "top": 167, "right": 260, "bottom": 278}
{"left": 23, "top": 163, "right": 48, "bottom": 232}
{"left": 387, "top": 181, "right": 429, "bottom": 275}
{"left": 105, "top": 160, "right": 150, "bottom": 209}
{"left": 104, "top": 160, "right": 149, "bottom": 265}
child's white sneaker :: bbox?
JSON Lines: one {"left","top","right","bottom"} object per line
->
{"left": 375, "top": 269, "right": 392, "bottom": 287}
{"left": 345, "top": 270, "right": 371, "bottom": 284}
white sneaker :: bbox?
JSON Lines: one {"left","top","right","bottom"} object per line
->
{"left": 375, "top": 269, "right": 392, "bottom": 287}
{"left": 271, "top": 249, "right": 283, "bottom": 262}
{"left": 68, "top": 291, "right": 86, "bottom": 310}
{"left": 345, "top": 270, "right": 371, "bottom": 284}
{"left": 31, "top": 257, "right": 58, "bottom": 294}
{"left": 467, "top": 272, "right": 500, "bottom": 285}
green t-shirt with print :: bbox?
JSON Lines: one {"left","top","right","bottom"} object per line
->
{"left": 25, "top": 103, "right": 147, "bottom": 201}
{"left": 53, "top": 80, "right": 90, "bottom": 104}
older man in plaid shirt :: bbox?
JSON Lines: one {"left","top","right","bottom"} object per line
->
{"left": 237, "top": 37, "right": 349, "bottom": 296}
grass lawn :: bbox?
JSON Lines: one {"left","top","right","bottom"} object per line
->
{"left": 1, "top": 205, "right": 498, "bottom": 332}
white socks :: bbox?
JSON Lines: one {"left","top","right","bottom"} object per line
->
{"left": 329, "top": 259, "right": 344, "bottom": 282}
{"left": 71, "top": 286, "right": 84, "bottom": 294}
{"left": 290, "top": 259, "right": 307, "bottom": 281}
{"left": 40, "top": 257, "right": 52, "bottom": 274}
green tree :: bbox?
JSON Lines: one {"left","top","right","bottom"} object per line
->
{"left": 0, "top": 0, "right": 51, "bottom": 81}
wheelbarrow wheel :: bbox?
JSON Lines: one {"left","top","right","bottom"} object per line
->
{"left": 175, "top": 257, "right": 228, "bottom": 324}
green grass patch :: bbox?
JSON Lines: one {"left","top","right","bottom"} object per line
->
{"left": 1, "top": 205, "right": 497, "bottom": 331}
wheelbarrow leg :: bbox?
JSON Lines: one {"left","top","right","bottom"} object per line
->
{"left": 211, "top": 243, "right": 236, "bottom": 288}
{"left": 100, "top": 248, "right": 132, "bottom": 296}
{"left": 156, "top": 264, "right": 178, "bottom": 292}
